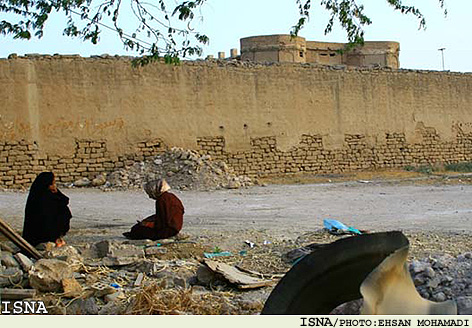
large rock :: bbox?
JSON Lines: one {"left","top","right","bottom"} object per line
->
{"left": 92, "top": 174, "right": 107, "bottom": 186}
{"left": 29, "top": 259, "right": 73, "bottom": 292}
{"left": 45, "top": 245, "right": 83, "bottom": 270}
{"left": 74, "top": 177, "right": 91, "bottom": 187}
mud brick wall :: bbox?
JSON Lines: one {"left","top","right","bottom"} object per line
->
{"left": 2, "top": 55, "right": 472, "bottom": 188}
{"left": 0, "top": 139, "right": 167, "bottom": 188}
{"left": 197, "top": 130, "right": 472, "bottom": 178}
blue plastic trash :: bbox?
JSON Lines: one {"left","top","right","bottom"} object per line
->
{"left": 323, "top": 219, "right": 361, "bottom": 235}
{"left": 203, "top": 251, "right": 232, "bottom": 258}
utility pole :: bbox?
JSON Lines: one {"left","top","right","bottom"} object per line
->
{"left": 438, "top": 48, "right": 446, "bottom": 70}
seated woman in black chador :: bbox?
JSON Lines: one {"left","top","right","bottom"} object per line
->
{"left": 22, "top": 172, "right": 72, "bottom": 247}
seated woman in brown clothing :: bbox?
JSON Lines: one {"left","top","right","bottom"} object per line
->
{"left": 123, "top": 179, "right": 185, "bottom": 240}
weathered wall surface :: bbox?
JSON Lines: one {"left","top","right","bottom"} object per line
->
{"left": 1, "top": 55, "right": 472, "bottom": 188}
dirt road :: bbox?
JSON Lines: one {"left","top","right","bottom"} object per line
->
{"left": 1, "top": 180, "right": 471, "bottom": 245}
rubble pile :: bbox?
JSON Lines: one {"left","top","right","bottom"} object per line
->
{"left": 1, "top": 234, "right": 471, "bottom": 315}
{"left": 0, "top": 238, "right": 267, "bottom": 315}
{"left": 104, "top": 147, "right": 253, "bottom": 191}
{"left": 410, "top": 253, "right": 472, "bottom": 315}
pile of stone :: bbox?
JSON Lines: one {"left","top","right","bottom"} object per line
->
{"left": 409, "top": 253, "right": 472, "bottom": 314}
{"left": 104, "top": 147, "right": 253, "bottom": 191}
{"left": 331, "top": 252, "right": 472, "bottom": 315}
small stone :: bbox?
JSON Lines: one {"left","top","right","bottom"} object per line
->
{"left": 433, "top": 292, "right": 447, "bottom": 302}
{"left": 427, "top": 277, "right": 441, "bottom": 289}
{"left": 93, "top": 240, "right": 114, "bottom": 258}
{"left": 413, "top": 275, "right": 426, "bottom": 286}
{"left": 442, "top": 275, "right": 453, "bottom": 282}
{"left": 196, "top": 265, "right": 217, "bottom": 285}
{"left": 131, "top": 260, "right": 165, "bottom": 276}
{"left": 104, "top": 291, "right": 125, "bottom": 303}
{"left": 226, "top": 180, "right": 241, "bottom": 189}
{"left": 410, "top": 260, "right": 427, "bottom": 274}
{"left": 423, "top": 267, "right": 435, "bottom": 278}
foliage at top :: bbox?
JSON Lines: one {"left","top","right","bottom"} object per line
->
{"left": 0, "top": 0, "right": 447, "bottom": 64}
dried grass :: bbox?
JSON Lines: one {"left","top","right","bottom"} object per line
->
{"left": 129, "top": 283, "right": 261, "bottom": 315}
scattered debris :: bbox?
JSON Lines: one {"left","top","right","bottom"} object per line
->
{"left": 0, "top": 226, "right": 469, "bottom": 315}
{"left": 202, "top": 259, "right": 275, "bottom": 289}
{"left": 134, "top": 273, "right": 145, "bottom": 287}
{"left": 282, "top": 243, "right": 327, "bottom": 264}
{"left": 0, "top": 288, "right": 36, "bottom": 300}
{"left": 203, "top": 251, "right": 232, "bottom": 258}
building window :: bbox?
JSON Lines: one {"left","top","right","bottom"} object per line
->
{"left": 299, "top": 51, "right": 304, "bottom": 57}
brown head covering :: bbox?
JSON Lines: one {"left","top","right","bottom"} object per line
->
{"left": 144, "top": 179, "right": 171, "bottom": 200}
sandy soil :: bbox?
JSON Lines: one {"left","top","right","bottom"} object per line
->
{"left": 1, "top": 179, "right": 471, "bottom": 249}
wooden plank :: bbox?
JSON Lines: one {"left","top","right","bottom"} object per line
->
{"left": 0, "top": 217, "right": 42, "bottom": 260}
{"left": 0, "top": 288, "right": 36, "bottom": 300}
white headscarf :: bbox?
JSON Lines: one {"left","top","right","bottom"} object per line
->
{"left": 144, "top": 179, "right": 171, "bottom": 200}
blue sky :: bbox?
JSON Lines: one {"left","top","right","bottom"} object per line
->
{"left": 0, "top": 0, "right": 470, "bottom": 72}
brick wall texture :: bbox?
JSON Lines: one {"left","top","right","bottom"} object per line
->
{"left": 1, "top": 55, "right": 472, "bottom": 188}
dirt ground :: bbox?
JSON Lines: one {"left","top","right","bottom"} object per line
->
{"left": 1, "top": 173, "right": 471, "bottom": 253}
{"left": 1, "top": 174, "right": 471, "bottom": 314}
